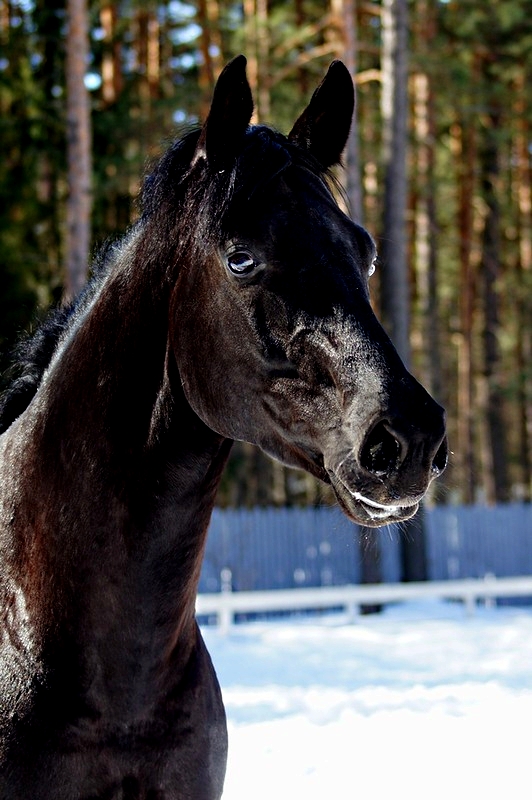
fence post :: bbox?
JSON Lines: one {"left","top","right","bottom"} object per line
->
{"left": 219, "top": 568, "right": 233, "bottom": 635}
{"left": 464, "top": 593, "right": 476, "bottom": 616}
{"left": 347, "top": 599, "right": 360, "bottom": 623}
{"left": 483, "top": 573, "right": 496, "bottom": 609}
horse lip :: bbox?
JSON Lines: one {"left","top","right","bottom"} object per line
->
{"left": 355, "top": 495, "right": 419, "bottom": 525}
{"left": 351, "top": 491, "right": 400, "bottom": 513}
{"left": 352, "top": 491, "right": 416, "bottom": 523}
{"left": 328, "top": 470, "right": 420, "bottom": 526}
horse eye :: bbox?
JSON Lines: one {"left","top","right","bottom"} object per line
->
{"left": 227, "top": 250, "right": 256, "bottom": 275}
{"left": 368, "top": 257, "right": 378, "bottom": 278}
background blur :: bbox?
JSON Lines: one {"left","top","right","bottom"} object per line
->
{"left": 1, "top": 0, "right": 532, "bottom": 510}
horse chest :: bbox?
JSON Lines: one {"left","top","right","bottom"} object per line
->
{"left": 0, "top": 637, "right": 227, "bottom": 800}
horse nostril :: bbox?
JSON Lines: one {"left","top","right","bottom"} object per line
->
{"left": 431, "top": 437, "right": 448, "bottom": 477}
{"left": 360, "top": 421, "right": 401, "bottom": 477}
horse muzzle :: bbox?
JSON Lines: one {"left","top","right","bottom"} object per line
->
{"left": 326, "top": 410, "right": 448, "bottom": 528}
{"left": 328, "top": 470, "right": 422, "bottom": 527}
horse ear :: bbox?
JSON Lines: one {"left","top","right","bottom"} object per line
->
{"left": 194, "top": 55, "right": 254, "bottom": 172}
{"left": 288, "top": 60, "right": 354, "bottom": 169}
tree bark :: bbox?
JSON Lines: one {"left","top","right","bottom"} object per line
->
{"left": 197, "top": 0, "right": 223, "bottom": 118}
{"left": 513, "top": 75, "right": 532, "bottom": 500}
{"left": 454, "top": 117, "right": 477, "bottom": 504}
{"left": 255, "top": 0, "right": 270, "bottom": 122}
{"left": 294, "top": 0, "right": 309, "bottom": 97}
{"left": 478, "top": 100, "right": 510, "bottom": 503}
{"left": 100, "top": 4, "right": 122, "bottom": 106}
{"left": 412, "top": 74, "right": 435, "bottom": 374}
{"left": 380, "top": 0, "right": 410, "bottom": 366}
{"left": 342, "top": 0, "right": 364, "bottom": 223}
{"left": 411, "top": 1, "right": 442, "bottom": 407}
{"left": 358, "top": 526, "right": 382, "bottom": 613}
{"left": 380, "top": 0, "right": 427, "bottom": 579}
{"left": 65, "top": 0, "right": 92, "bottom": 299}
{"left": 242, "top": 0, "right": 271, "bottom": 123}
{"left": 329, "top": 0, "right": 381, "bottom": 588}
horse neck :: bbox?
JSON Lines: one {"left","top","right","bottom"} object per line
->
{"left": 5, "top": 258, "right": 231, "bottom": 681}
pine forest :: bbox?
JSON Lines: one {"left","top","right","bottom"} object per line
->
{"left": 1, "top": 0, "right": 532, "bottom": 510}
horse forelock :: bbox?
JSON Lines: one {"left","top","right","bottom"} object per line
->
{"left": 140, "top": 125, "right": 328, "bottom": 253}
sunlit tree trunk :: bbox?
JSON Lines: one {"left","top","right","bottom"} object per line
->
{"left": 380, "top": 0, "right": 409, "bottom": 366}
{"left": 65, "top": 0, "right": 92, "bottom": 299}
{"left": 329, "top": 0, "right": 380, "bottom": 587}
{"left": 135, "top": 8, "right": 160, "bottom": 104}
{"left": 242, "top": 0, "right": 269, "bottom": 123}
{"left": 334, "top": 0, "right": 364, "bottom": 223}
{"left": 452, "top": 117, "right": 477, "bottom": 504}
{"left": 100, "top": 4, "right": 122, "bottom": 106}
{"left": 255, "top": 0, "right": 270, "bottom": 121}
{"left": 197, "top": 0, "right": 223, "bottom": 117}
{"left": 294, "top": 0, "right": 309, "bottom": 96}
{"left": 380, "top": 0, "right": 427, "bottom": 580}
{"left": 411, "top": 1, "right": 441, "bottom": 407}
{"left": 242, "top": 0, "right": 258, "bottom": 120}
{"left": 359, "top": 528, "right": 382, "bottom": 613}
{"left": 513, "top": 75, "right": 532, "bottom": 500}
{"left": 346, "top": 4, "right": 366, "bottom": 223}
{"left": 417, "top": 75, "right": 441, "bottom": 395}
{"left": 0, "top": 0, "right": 10, "bottom": 39}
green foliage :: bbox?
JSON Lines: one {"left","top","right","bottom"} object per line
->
{"left": 0, "top": 0, "right": 66, "bottom": 372}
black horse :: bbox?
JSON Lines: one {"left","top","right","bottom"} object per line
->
{"left": 0, "top": 57, "right": 446, "bottom": 799}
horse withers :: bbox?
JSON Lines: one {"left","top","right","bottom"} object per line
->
{"left": 0, "top": 57, "right": 446, "bottom": 799}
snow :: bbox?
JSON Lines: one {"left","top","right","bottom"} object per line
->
{"left": 201, "top": 600, "right": 532, "bottom": 799}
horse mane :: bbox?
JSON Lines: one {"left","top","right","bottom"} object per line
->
{"left": 0, "top": 125, "right": 330, "bottom": 435}
{"left": 0, "top": 252, "right": 111, "bottom": 435}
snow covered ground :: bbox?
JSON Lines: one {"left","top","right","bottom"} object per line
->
{"left": 202, "top": 600, "right": 532, "bottom": 800}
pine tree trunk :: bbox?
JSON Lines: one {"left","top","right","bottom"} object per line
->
{"left": 478, "top": 101, "right": 510, "bottom": 503}
{"left": 197, "top": 0, "right": 222, "bottom": 117}
{"left": 412, "top": 71, "right": 442, "bottom": 399}
{"left": 455, "top": 118, "right": 477, "bottom": 504}
{"left": 358, "top": 525, "right": 382, "bottom": 614}
{"left": 100, "top": 4, "right": 122, "bottom": 106}
{"left": 330, "top": 0, "right": 381, "bottom": 586}
{"left": 255, "top": 0, "right": 270, "bottom": 122}
{"left": 294, "top": 0, "right": 309, "bottom": 96}
{"left": 342, "top": 0, "right": 364, "bottom": 223}
{"left": 242, "top": 0, "right": 271, "bottom": 122}
{"left": 65, "top": 0, "right": 92, "bottom": 299}
{"left": 411, "top": 2, "right": 442, "bottom": 408}
{"left": 380, "top": 0, "right": 427, "bottom": 579}
{"left": 380, "top": 0, "right": 410, "bottom": 366}
{"left": 513, "top": 76, "right": 532, "bottom": 500}
{"left": 135, "top": 9, "right": 160, "bottom": 112}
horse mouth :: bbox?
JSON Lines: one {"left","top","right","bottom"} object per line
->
{"left": 328, "top": 472, "right": 420, "bottom": 528}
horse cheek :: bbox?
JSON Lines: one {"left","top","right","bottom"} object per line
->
{"left": 174, "top": 320, "right": 259, "bottom": 442}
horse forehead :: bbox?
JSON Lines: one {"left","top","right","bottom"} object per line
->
{"left": 261, "top": 169, "right": 370, "bottom": 255}
{"left": 276, "top": 168, "right": 339, "bottom": 218}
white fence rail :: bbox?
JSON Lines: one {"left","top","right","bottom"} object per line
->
{"left": 196, "top": 575, "right": 532, "bottom": 633}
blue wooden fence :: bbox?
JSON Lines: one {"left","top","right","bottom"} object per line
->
{"left": 198, "top": 503, "right": 532, "bottom": 593}
{"left": 426, "top": 503, "right": 532, "bottom": 580}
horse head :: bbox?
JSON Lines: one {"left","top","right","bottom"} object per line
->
{"left": 168, "top": 56, "right": 447, "bottom": 527}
